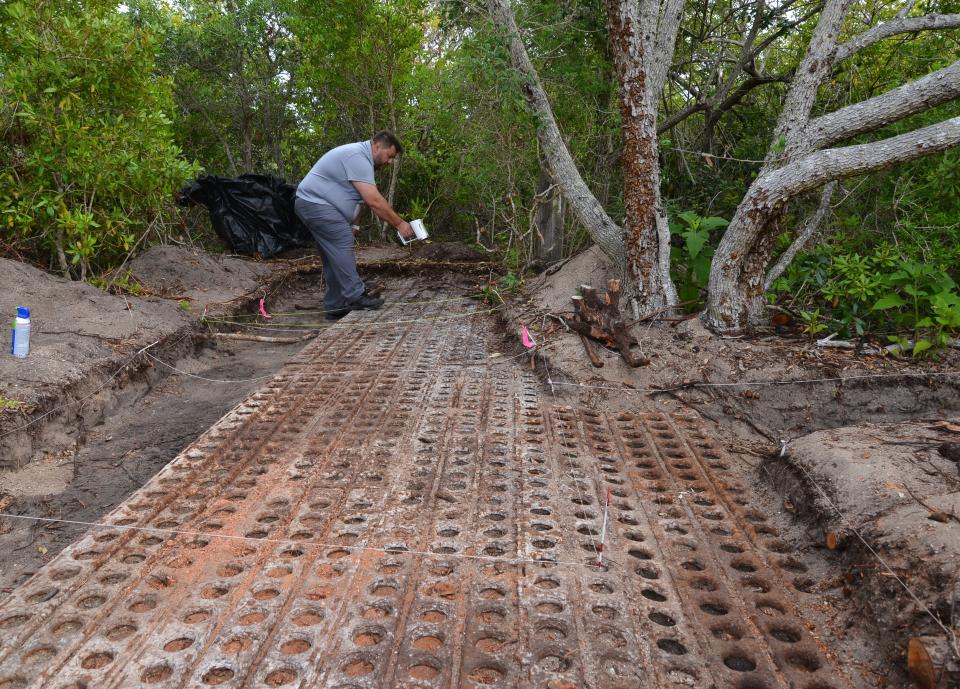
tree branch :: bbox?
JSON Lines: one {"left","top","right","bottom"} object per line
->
{"left": 773, "top": 0, "right": 854, "bottom": 152}
{"left": 652, "top": 0, "right": 687, "bottom": 97}
{"left": 485, "top": 0, "right": 625, "bottom": 263}
{"left": 834, "top": 13, "right": 960, "bottom": 64}
{"left": 765, "top": 116, "right": 960, "bottom": 201}
{"left": 805, "top": 59, "right": 960, "bottom": 150}
{"left": 658, "top": 99, "right": 710, "bottom": 134}
{"left": 764, "top": 181, "right": 836, "bottom": 290}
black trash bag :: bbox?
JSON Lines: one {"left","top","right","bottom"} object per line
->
{"left": 179, "top": 174, "right": 313, "bottom": 257}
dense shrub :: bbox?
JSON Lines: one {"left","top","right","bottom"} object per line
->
{"left": 0, "top": 0, "right": 197, "bottom": 279}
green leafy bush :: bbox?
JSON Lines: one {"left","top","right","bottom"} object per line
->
{"left": 669, "top": 211, "right": 728, "bottom": 308}
{"left": 0, "top": 0, "right": 198, "bottom": 279}
{"left": 771, "top": 241, "right": 960, "bottom": 353}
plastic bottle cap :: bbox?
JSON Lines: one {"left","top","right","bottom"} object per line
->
{"left": 16, "top": 307, "right": 29, "bottom": 318}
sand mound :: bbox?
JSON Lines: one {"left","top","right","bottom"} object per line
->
{"left": 0, "top": 257, "right": 189, "bottom": 402}
{"left": 525, "top": 246, "right": 620, "bottom": 314}
{"left": 129, "top": 246, "right": 274, "bottom": 311}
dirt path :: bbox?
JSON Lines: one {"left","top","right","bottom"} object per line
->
{"left": 0, "top": 281, "right": 873, "bottom": 689}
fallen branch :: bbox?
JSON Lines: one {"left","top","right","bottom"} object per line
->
{"left": 815, "top": 333, "right": 882, "bottom": 354}
{"left": 579, "top": 334, "right": 604, "bottom": 368}
{"left": 213, "top": 332, "right": 316, "bottom": 344}
{"left": 816, "top": 334, "right": 960, "bottom": 355}
{"left": 650, "top": 388, "right": 721, "bottom": 425}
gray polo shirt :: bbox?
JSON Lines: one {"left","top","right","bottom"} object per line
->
{"left": 296, "top": 140, "right": 376, "bottom": 221}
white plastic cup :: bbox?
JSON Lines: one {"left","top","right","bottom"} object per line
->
{"left": 399, "top": 218, "right": 429, "bottom": 246}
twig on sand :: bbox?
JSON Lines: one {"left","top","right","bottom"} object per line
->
{"left": 652, "top": 388, "right": 720, "bottom": 425}
{"left": 212, "top": 332, "right": 316, "bottom": 344}
{"left": 901, "top": 483, "right": 960, "bottom": 524}
{"left": 739, "top": 414, "right": 777, "bottom": 442}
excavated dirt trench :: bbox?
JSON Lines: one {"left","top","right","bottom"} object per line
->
{"left": 0, "top": 282, "right": 877, "bottom": 689}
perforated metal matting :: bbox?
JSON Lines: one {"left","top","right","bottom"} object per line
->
{"left": 0, "top": 292, "right": 856, "bottom": 689}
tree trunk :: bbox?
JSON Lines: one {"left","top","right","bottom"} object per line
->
{"left": 605, "top": 0, "right": 679, "bottom": 310}
{"left": 485, "top": 0, "right": 625, "bottom": 266}
{"left": 380, "top": 75, "right": 401, "bottom": 240}
{"left": 705, "top": 0, "right": 960, "bottom": 334}
{"left": 533, "top": 163, "right": 563, "bottom": 263}
{"left": 54, "top": 228, "right": 70, "bottom": 278}
{"left": 764, "top": 181, "right": 836, "bottom": 291}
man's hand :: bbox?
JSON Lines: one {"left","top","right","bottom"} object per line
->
{"left": 397, "top": 220, "right": 414, "bottom": 239}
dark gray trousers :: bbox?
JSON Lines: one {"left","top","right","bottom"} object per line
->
{"left": 294, "top": 197, "right": 365, "bottom": 310}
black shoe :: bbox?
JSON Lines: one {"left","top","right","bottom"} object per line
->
{"left": 346, "top": 294, "right": 385, "bottom": 310}
{"left": 325, "top": 307, "right": 349, "bottom": 321}
{"left": 363, "top": 285, "right": 383, "bottom": 299}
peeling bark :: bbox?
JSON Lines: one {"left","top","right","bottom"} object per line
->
{"left": 605, "top": 0, "right": 679, "bottom": 309}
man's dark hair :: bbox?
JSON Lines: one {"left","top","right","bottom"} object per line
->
{"left": 372, "top": 130, "right": 403, "bottom": 155}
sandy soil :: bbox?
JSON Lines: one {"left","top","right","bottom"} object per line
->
{"left": 767, "top": 420, "right": 960, "bottom": 682}
{"left": 0, "top": 257, "right": 191, "bottom": 405}
{"left": 127, "top": 246, "right": 276, "bottom": 313}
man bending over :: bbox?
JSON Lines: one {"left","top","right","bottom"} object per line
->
{"left": 295, "top": 130, "right": 414, "bottom": 320}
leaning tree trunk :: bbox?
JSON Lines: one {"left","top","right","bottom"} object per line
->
{"left": 487, "top": 0, "right": 624, "bottom": 265}
{"left": 487, "top": 0, "right": 683, "bottom": 314}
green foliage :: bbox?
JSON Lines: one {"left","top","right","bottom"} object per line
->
{"left": 478, "top": 272, "right": 522, "bottom": 304}
{"left": 0, "top": 0, "right": 197, "bottom": 278}
{"left": 91, "top": 271, "right": 144, "bottom": 296}
{"left": 669, "top": 211, "right": 728, "bottom": 308}
{"left": 772, "top": 239, "right": 960, "bottom": 351}
{"left": 130, "top": 0, "right": 303, "bottom": 177}
{"left": 0, "top": 396, "right": 24, "bottom": 412}
{"left": 798, "top": 309, "right": 829, "bottom": 336}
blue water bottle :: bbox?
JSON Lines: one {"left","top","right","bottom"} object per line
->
{"left": 11, "top": 307, "right": 30, "bottom": 358}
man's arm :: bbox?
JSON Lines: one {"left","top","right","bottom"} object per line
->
{"left": 351, "top": 203, "right": 365, "bottom": 234}
{"left": 352, "top": 182, "right": 414, "bottom": 238}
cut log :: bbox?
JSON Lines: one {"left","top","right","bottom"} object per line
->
{"left": 571, "top": 280, "right": 649, "bottom": 367}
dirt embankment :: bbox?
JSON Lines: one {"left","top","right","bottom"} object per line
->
{"left": 768, "top": 421, "right": 960, "bottom": 682}
{"left": 1, "top": 254, "right": 193, "bottom": 470}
